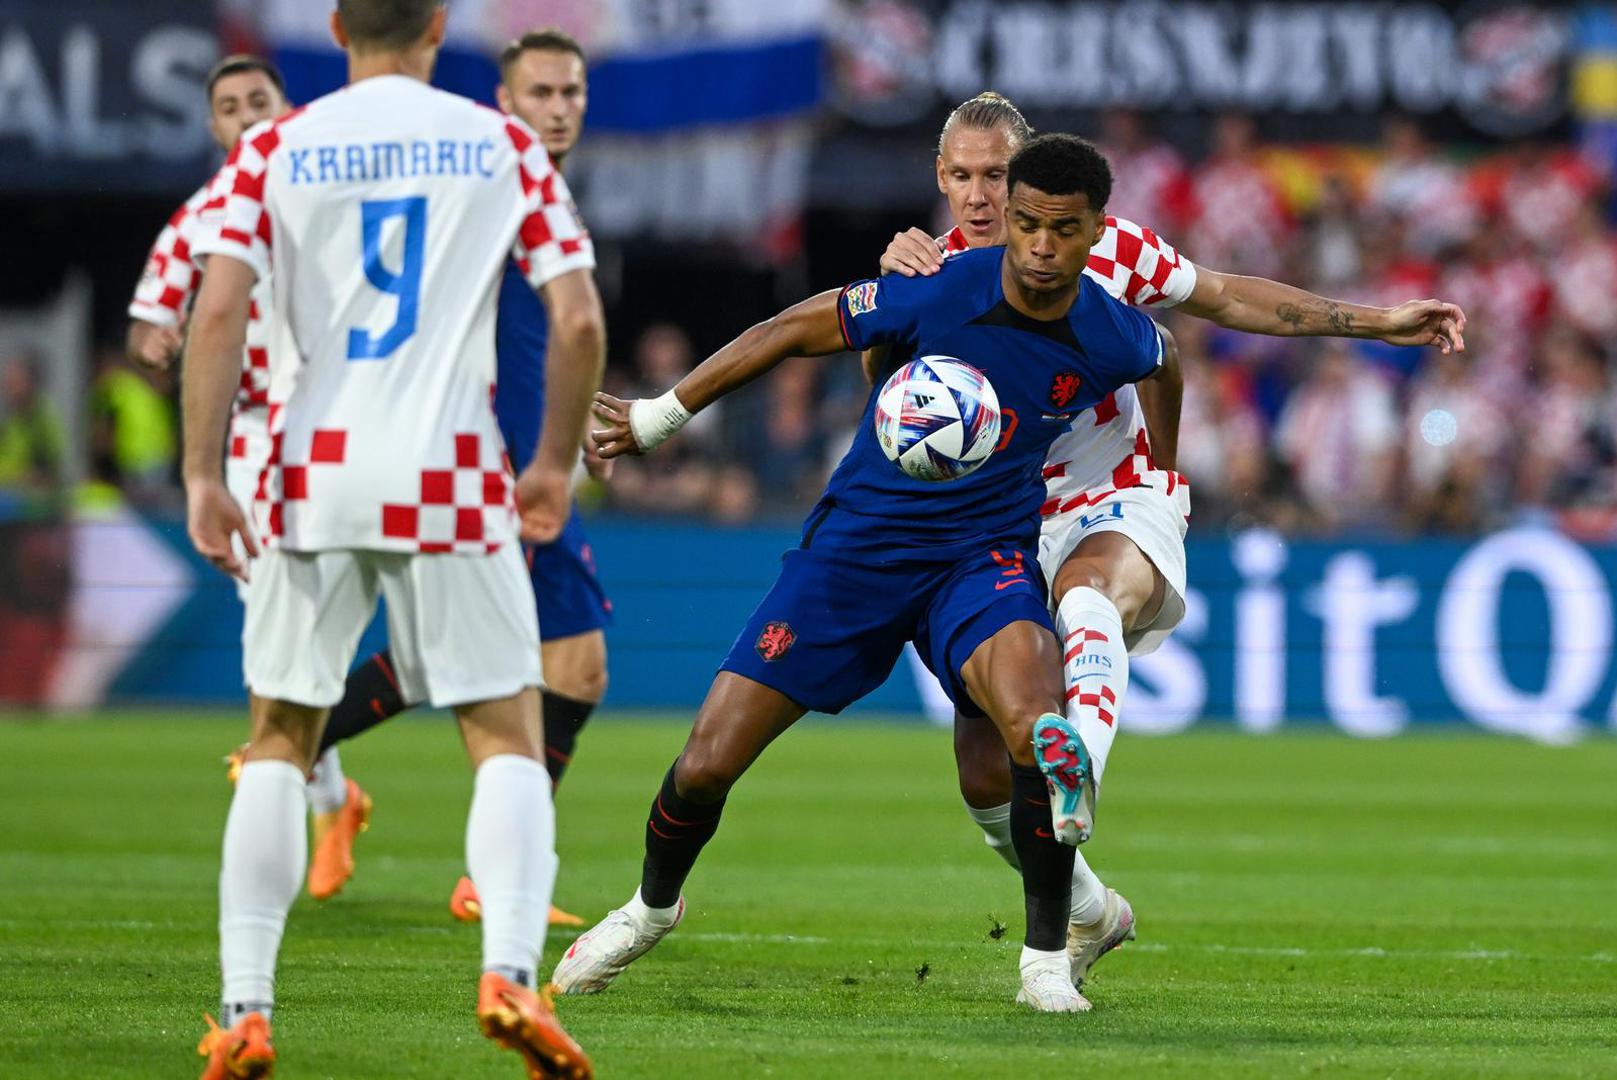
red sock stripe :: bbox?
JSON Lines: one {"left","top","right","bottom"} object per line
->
{"left": 372, "top": 652, "right": 400, "bottom": 694}
{"left": 654, "top": 793, "right": 698, "bottom": 829}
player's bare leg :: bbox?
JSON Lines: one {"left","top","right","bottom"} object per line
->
{"left": 958, "top": 622, "right": 1089, "bottom": 1012}
{"left": 552, "top": 673, "right": 805, "bottom": 994}
{"left": 451, "top": 631, "right": 606, "bottom": 927}
{"left": 209, "top": 694, "right": 327, "bottom": 1076}
{"left": 457, "top": 687, "right": 590, "bottom": 1080}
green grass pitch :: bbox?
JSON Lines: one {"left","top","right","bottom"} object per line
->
{"left": 1, "top": 713, "right": 1614, "bottom": 1078}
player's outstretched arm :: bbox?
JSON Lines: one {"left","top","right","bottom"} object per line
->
{"left": 180, "top": 255, "right": 259, "bottom": 580}
{"left": 518, "top": 268, "right": 607, "bottom": 542}
{"left": 1180, "top": 269, "right": 1467, "bottom": 353}
{"left": 593, "top": 288, "right": 848, "bottom": 458}
{"left": 1135, "top": 324, "right": 1182, "bottom": 472}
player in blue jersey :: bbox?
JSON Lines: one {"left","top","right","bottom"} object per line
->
{"left": 553, "top": 134, "right": 1174, "bottom": 1012}
{"left": 278, "top": 28, "right": 610, "bottom": 925}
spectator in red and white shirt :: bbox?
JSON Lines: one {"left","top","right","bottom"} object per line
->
{"left": 1496, "top": 141, "right": 1605, "bottom": 257}
{"left": 1550, "top": 196, "right": 1617, "bottom": 341}
{"left": 1276, "top": 341, "right": 1402, "bottom": 530}
{"left": 1095, "top": 109, "right": 1193, "bottom": 235}
{"left": 1185, "top": 113, "right": 1292, "bottom": 279}
{"left": 1365, "top": 115, "right": 1479, "bottom": 258}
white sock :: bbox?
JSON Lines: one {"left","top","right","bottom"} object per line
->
{"left": 1019, "top": 944, "right": 1068, "bottom": 973}
{"left": 1069, "top": 854, "right": 1107, "bottom": 925}
{"left": 305, "top": 747, "right": 348, "bottom": 817}
{"left": 964, "top": 800, "right": 1019, "bottom": 869}
{"left": 626, "top": 887, "right": 681, "bottom": 928}
{"left": 220, "top": 760, "right": 307, "bottom": 1009}
{"left": 466, "top": 754, "right": 557, "bottom": 978}
{"left": 1056, "top": 586, "right": 1130, "bottom": 787}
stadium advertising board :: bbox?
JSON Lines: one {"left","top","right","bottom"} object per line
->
{"left": 0, "top": 0, "right": 219, "bottom": 193}
{"left": 832, "top": 0, "right": 1571, "bottom": 139}
{"left": 6, "top": 518, "right": 1615, "bottom": 742}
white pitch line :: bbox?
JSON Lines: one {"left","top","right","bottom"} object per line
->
{"left": 653, "top": 931, "right": 1617, "bottom": 966}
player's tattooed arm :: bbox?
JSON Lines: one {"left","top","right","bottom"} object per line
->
{"left": 594, "top": 288, "right": 848, "bottom": 458}
{"left": 1135, "top": 324, "right": 1182, "bottom": 473}
{"left": 1179, "top": 267, "right": 1467, "bottom": 353}
{"left": 180, "top": 255, "right": 259, "bottom": 580}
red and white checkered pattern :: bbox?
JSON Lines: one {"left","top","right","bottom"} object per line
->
{"left": 193, "top": 77, "right": 595, "bottom": 553}
{"left": 129, "top": 181, "right": 275, "bottom": 450}
{"left": 1066, "top": 683, "right": 1117, "bottom": 727}
{"left": 255, "top": 425, "right": 514, "bottom": 555}
{"left": 1084, "top": 217, "right": 1196, "bottom": 307}
{"left": 129, "top": 184, "right": 209, "bottom": 328}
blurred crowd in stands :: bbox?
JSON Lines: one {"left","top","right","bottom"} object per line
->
{"left": 5, "top": 113, "right": 1617, "bottom": 536}
{"left": 611, "top": 113, "right": 1617, "bottom": 537}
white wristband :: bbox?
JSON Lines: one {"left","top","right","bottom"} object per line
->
{"left": 629, "top": 389, "right": 693, "bottom": 452}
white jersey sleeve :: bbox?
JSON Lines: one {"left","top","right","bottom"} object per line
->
{"left": 503, "top": 117, "right": 594, "bottom": 289}
{"left": 1083, "top": 215, "right": 1198, "bottom": 308}
{"left": 129, "top": 184, "right": 213, "bottom": 326}
{"left": 192, "top": 120, "right": 278, "bottom": 280}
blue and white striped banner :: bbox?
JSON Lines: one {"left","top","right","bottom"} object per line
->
{"left": 225, "top": 0, "right": 829, "bottom": 253}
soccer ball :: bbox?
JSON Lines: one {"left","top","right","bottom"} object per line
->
{"left": 874, "top": 356, "right": 1002, "bottom": 482}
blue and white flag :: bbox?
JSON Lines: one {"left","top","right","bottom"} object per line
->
{"left": 225, "top": 0, "right": 828, "bottom": 257}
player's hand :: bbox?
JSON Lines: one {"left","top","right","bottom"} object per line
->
{"left": 879, "top": 227, "right": 946, "bottom": 277}
{"left": 516, "top": 461, "right": 572, "bottom": 543}
{"left": 130, "top": 321, "right": 185, "bottom": 371}
{"left": 1380, "top": 300, "right": 1467, "bottom": 354}
{"left": 581, "top": 430, "right": 615, "bottom": 482}
{"left": 186, "top": 478, "right": 257, "bottom": 582}
{"left": 590, "top": 393, "right": 643, "bottom": 459}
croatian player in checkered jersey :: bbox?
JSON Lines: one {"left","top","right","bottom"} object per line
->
{"left": 182, "top": 3, "right": 601, "bottom": 1078}
{"left": 126, "top": 54, "right": 377, "bottom": 913}
{"left": 305, "top": 28, "right": 613, "bottom": 931}
{"left": 877, "top": 93, "right": 1467, "bottom": 999}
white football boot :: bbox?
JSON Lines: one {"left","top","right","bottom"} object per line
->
{"left": 1016, "top": 948, "right": 1092, "bottom": 1012}
{"left": 1067, "top": 888, "right": 1136, "bottom": 989}
{"left": 1032, "top": 713, "right": 1096, "bottom": 846}
{"left": 550, "top": 895, "right": 685, "bottom": 994}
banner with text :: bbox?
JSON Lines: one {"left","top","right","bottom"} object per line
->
{"left": 0, "top": 0, "right": 220, "bottom": 193}
{"left": 7, "top": 516, "right": 1617, "bottom": 743}
{"left": 830, "top": 0, "right": 1572, "bottom": 143}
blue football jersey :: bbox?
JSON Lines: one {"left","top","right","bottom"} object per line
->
{"left": 815, "top": 246, "right": 1162, "bottom": 561}
{"left": 494, "top": 259, "right": 547, "bottom": 469}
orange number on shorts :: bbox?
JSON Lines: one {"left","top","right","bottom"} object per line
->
{"left": 995, "top": 408, "right": 1019, "bottom": 452}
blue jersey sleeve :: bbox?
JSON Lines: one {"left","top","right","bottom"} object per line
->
{"left": 836, "top": 272, "right": 936, "bottom": 352}
{"left": 1104, "top": 300, "right": 1164, "bottom": 385}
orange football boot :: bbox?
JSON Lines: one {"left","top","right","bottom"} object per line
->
{"left": 197, "top": 1012, "right": 275, "bottom": 1080}
{"left": 476, "top": 973, "right": 592, "bottom": 1080}
{"left": 307, "top": 778, "right": 372, "bottom": 900}
{"left": 449, "top": 876, "right": 584, "bottom": 927}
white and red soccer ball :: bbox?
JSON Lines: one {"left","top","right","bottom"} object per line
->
{"left": 874, "top": 356, "right": 1001, "bottom": 482}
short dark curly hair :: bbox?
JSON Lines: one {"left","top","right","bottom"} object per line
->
{"left": 1006, "top": 133, "right": 1112, "bottom": 213}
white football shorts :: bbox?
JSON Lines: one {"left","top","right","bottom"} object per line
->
{"left": 243, "top": 545, "right": 541, "bottom": 708}
{"left": 225, "top": 423, "right": 272, "bottom": 603}
{"left": 1037, "top": 474, "right": 1191, "bottom": 657}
